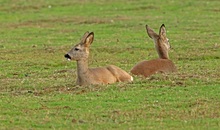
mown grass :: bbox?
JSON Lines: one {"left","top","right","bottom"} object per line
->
{"left": 0, "top": 0, "right": 220, "bottom": 129}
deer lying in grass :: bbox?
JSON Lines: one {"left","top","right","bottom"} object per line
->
{"left": 64, "top": 32, "right": 133, "bottom": 86}
{"left": 130, "top": 24, "right": 177, "bottom": 77}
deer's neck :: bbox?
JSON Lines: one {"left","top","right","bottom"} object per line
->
{"left": 76, "top": 59, "right": 90, "bottom": 83}
{"left": 155, "top": 43, "right": 169, "bottom": 59}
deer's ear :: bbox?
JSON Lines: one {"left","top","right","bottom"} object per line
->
{"left": 81, "top": 31, "right": 90, "bottom": 43}
{"left": 159, "top": 24, "right": 166, "bottom": 38}
{"left": 146, "top": 25, "right": 159, "bottom": 40}
{"left": 84, "top": 32, "right": 94, "bottom": 47}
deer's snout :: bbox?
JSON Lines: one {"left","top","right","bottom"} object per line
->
{"left": 64, "top": 54, "right": 71, "bottom": 61}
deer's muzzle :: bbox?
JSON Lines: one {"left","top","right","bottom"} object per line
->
{"left": 64, "top": 54, "right": 71, "bottom": 61}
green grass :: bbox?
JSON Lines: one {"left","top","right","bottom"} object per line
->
{"left": 0, "top": 0, "right": 220, "bottom": 129}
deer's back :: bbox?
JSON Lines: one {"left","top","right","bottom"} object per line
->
{"left": 85, "top": 65, "right": 132, "bottom": 85}
{"left": 106, "top": 65, "right": 133, "bottom": 82}
{"left": 130, "top": 59, "right": 176, "bottom": 77}
{"left": 87, "top": 67, "right": 118, "bottom": 84}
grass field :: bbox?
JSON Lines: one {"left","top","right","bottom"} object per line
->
{"left": 0, "top": 0, "right": 220, "bottom": 129}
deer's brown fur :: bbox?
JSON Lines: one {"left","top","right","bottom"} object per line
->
{"left": 131, "top": 24, "right": 177, "bottom": 77}
{"left": 65, "top": 32, "right": 133, "bottom": 86}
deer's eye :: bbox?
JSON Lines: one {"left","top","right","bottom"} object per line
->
{"left": 74, "top": 48, "right": 79, "bottom": 51}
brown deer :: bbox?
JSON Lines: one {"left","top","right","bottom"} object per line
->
{"left": 64, "top": 32, "right": 133, "bottom": 86}
{"left": 130, "top": 24, "right": 177, "bottom": 77}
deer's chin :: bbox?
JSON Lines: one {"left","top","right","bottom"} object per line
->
{"left": 66, "top": 58, "right": 71, "bottom": 61}
{"left": 70, "top": 57, "right": 80, "bottom": 61}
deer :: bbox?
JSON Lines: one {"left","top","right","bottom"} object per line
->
{"left": 130, "top": 24, "right": 177, "bottom": 77}
{"left": 64, "top": 32, "right": 133, "bottom": 86}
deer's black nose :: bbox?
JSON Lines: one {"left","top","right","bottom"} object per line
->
{"left": 64, "top": 54, "right": 71, "bottom": 60}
